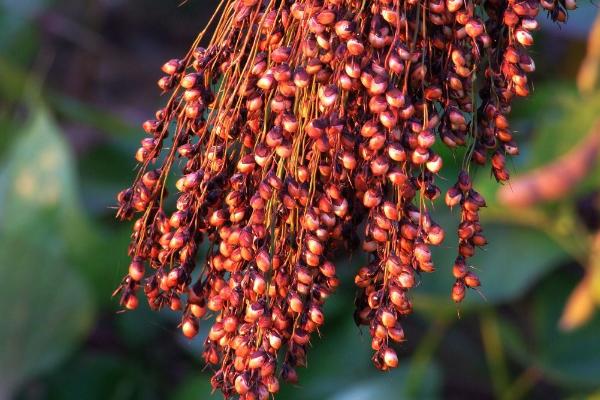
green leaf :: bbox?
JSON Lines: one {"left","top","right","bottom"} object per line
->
{"left": 0, "top": 5, "right": 43, "bottom": 64}
{"left": 42, "top": 353, "right": 162, "bottom": 400}
{"left": 500, "top": 272, "right": 600, "bottom": 388}
{"left": 509, "top": 82, "right": 577, "bottom": 123}
{"left": 0, "top": 237, "right": 93, "bottom": 398}
{"left": 0, "top": 106, "right": 94, "bottom": 397}
{"left": 326, "top": 364, "right": 441, "bottom": 400}
{"left": 0, "top": 108, "right": 88, "bottom": 241}
{"left": 1, "top": 107, "right": 129, "bottom": 304}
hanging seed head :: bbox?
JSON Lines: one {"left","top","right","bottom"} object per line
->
{"left": 114, "top": 0, "right": 575, "bottom": 396}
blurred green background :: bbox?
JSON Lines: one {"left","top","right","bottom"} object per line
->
{"left": 1, "top": 1, "right": 600, "bottom": 399}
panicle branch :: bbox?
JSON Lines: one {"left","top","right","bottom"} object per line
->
{"left": 114, "top": 0, "right": 573, "bottom": 397}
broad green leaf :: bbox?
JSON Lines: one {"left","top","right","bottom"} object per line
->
{"left": 0, "top": 237, "right": 93, "bottom": 397}
{"left": 327, "top": 364, "right": 441, "bottom": 400}
{"left": 42, "top": 353, "right": 162, "bottom": 400}
{"left": 500, "top": 272, "right": 600, "bottom": 388}
{"left": 0, "top": 107, "right": 128, "bottom": 304}
{"left": 0, "top": 11, "right": 41, "bottom": 65}
{"left": 0, "top": 106, "right": 94, "bottom": 397}
{"left": 509, "top": 82, "right": 577, "bottom": 122}
{"left": 0, "top": 108, "right": 88, "bottom": 241}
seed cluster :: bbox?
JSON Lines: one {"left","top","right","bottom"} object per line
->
{"left": 115, "top": 0, "right": 573, "bottom": 398}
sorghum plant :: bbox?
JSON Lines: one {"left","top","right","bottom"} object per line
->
{"left": 114, "top": 0, "right": 574, "bottom": 397}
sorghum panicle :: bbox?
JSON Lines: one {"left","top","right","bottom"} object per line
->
{"left": 114, "top": 0, "right": 573, "bottom": 397}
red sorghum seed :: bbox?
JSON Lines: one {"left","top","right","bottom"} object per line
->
{"left": 113, "top": 0, "right": 575, "bottom": 397}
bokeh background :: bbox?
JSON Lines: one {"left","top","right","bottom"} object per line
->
{"left": 1, "top": 1, "right": 600, "bottom": 399}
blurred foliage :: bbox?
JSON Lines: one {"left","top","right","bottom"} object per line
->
{"left": 0, "top": 106, "right": 94, "bottom": 398}
{"left": 0, "top": 1, "right": 599, "bottom": 400}
{"left": 500, "top": 273, "right": 600, "bottom": 388}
